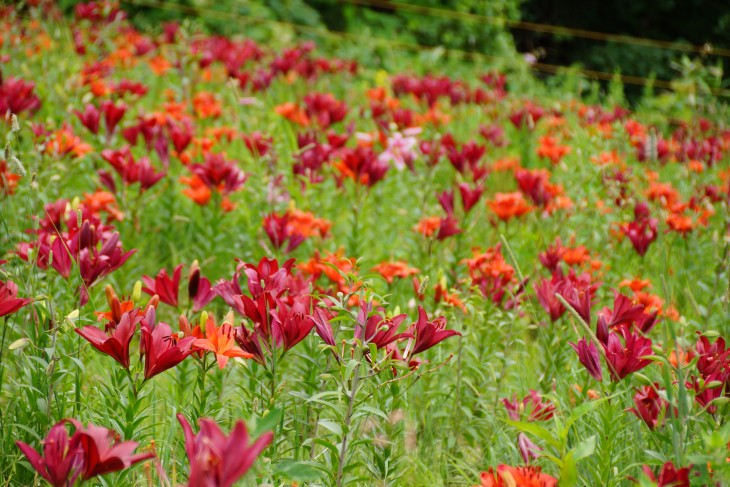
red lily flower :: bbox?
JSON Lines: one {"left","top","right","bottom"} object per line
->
{"left": 74, "top": 104, "right": 101, "bottom": 135}
{"left": 100, "top": 146, "right": 165, "bottom": 192}
{"left": 15, "top": 420, "right": 84, "bottom": 487}
{"left": 569, "top": 338, "right": 603, "bottom": 381}
{"left": 270, "top": 298, "right": 315, "bottom": 351}
{"left": 0, "top": 75, "right": 42, "bottom": 116}
{"left": 640, "top": 462, "right": 691, "bottom": 487}
{"left": 177, "top": 413, "right": 273, "bottom": 487}
{"left": 75, "top": 309, "right": 143, "bottom": 369}
{"left": 188, "top": 153, "right": 247, "bottom": 195}
{"left": 0, "top": 278, "right": 32, "bottom": 317}
{"left": 141, "top": 321, "right": 195, "bottom": 380}
{"left": 262, "top": 212, "right": 306, "bottom": 253}
{"left": 188, "top": 262, "right": 217, "bottom": 312}
{"left": 695, "top": 334, "right": 730, "bottom": 378}
{"left": 99, "top": 100, "right": 126, "bottom": 135}
{"left": 407, "top": 305, "right": 460, "bottom": 356}
{"left": 457, "top": 182, "right": 484, "bottom": 213}
{"left": 311, "top": 307, "right": 336, "bottom": 346}
{"left": 16, "top": 419, "right": 153, "bottom": 487}
{"left": 142, "top": 264, "right": 183, "bottom": 307}
{"left": 628, "top": 384, "right": 669, "bottom": 430}
{"left": 517, "top": 433, "right": 542, "bottom": 463}
{"left": 603, "top": 326, "right": 653, "bottom": 382}
{"left": 502, "top": 390, "right": 556, "bottom": 422}
{"left": 354, "top": 302, "right": 411, "bottom": 350}
{"left": 74, "top": 423, "right": 154, "bottom": 480}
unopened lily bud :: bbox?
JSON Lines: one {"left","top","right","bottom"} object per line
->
{"left": 188, "top": 260, "right": 200, "bottom": 300}
{"left": 199, "top": 310, "right": 208, "bottom": 328}
{"left": 132, "top": 281, "right": 142, "bottom": 302}
{"left": 147, "top": 294, "right": 160, "bottom": 309}
{"left": 77, "top": 209, "right": 83, "bottom": 229}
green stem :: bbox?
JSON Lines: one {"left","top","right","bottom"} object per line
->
{"left": 336, "top": 362, "right": 361, "bottom": 487}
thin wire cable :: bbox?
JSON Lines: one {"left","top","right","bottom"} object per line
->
{"left": 340, "top": 0, "right": 730, "bottom": 58}
{"left": 119, "top": 0, "right": 730, "bottom": 97}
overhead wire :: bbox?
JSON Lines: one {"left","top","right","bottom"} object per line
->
{"left": 118, "top": 0, "right": 730, "bottom": 98}
{"left": 340, "top": 0, "right": 730, "bottom": 58}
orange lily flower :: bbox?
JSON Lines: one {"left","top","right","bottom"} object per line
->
{"left": 194, "top": 319, "right": 252, "bottom": 369}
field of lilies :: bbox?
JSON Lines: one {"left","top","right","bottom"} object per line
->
{"left": 1, "top": 1, "right": 730, "bottom": 486}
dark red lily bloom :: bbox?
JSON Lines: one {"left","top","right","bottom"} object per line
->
{"left": 188, "top": 262, "right": 217, "bottom": 313}
{"left": 603, "top": 326, "right": 653, "bottom": 382}
{"left": 640, "top": 462, "right": 691, "bottom": 487}
{"left": 74, "top": 104, "right": 101, "bottom": 135}
{"left": 311, "top": 307, "right": 336, "bottom": 346}
{"left": 16, "top": 420, "right": 84, "bottom": 487}
{"left": 535, "top": 275, "right": 566, "bottom": 322}
{"left": 538, "top": 239, "right": 565, "bottom": 273}
{"left": 436, "top": 215, "right": 462, "bottom": 240}
{"left": 16, "top": 419, "right": 153, "bottom": 487}
{"left": 168, "top": 120, "right": 194, "bottom": 154}
{"left": 597, "top": 291, "right": 657, "bottom": 334}
{"left": 142, "top": 264, "right": 183, "bottom": 308}
{"left": 407, "top": 305, "right": 460, "bottom": 356}
{"left": 354, "top": 302, "right": 411, "bottom": 350}
{"left": 141, "top": 321, "right": 195, "bottom": 380}
{"left": 75, "top": 309, "right": 143, "bottom": 369}
{"left": 77, "top": 230, "right": 136, "bottom": 306}
{"left": 0, "top": 278, "right": 32, "bottom": 317}
{"left": 235, "top": 325, "right": 268, "bottom": 365}
{"left": 335, "top": 146, "right": 389, "bottom": 187}
{"left": 0, "top": 75, "right": 42, "bottom": 116}
{"left": 628, "top": 384, "right": 669, "bottom": 430}
{"left": 100, "top": 146, "right": 166, "bottom": 192}
{"left": 569, "top": 338, "right": 603, "bottom": 381}
{"left": 502, "top": 390, "right": 556, "bottom": 422}
{"left": 177, "top": 413, "right": 273, "bottom": 487}
{"left": 242, "top": 131, "right": 273, "bottom": 157}
{"left": 189, "top": 153, "right": 247, "bottom": 195}
{"left": 242, "top": 257, "right": 297, "bottom": 299}
{"left": 303, "top": 92, "right": 347, "bottom": 129}
{"left": 457, "top": 182, "right": 484, "bottom": 213}
{"left": 621, "top": 219, "right": 658, "bottom": 257}
{"left": 75, "top": 423, "right": 154, "bottom": 480}
{"left": 99, "top": 100, "right": 127, "bottom": 136}
{"left": 695, "top": 334, "right": 730, "bottom": 378}
{"left": 262, "top": 212, "right": 306, "bottom": 253}
{"left": 269, "top": 299, "right": 315, "bottom": 351}
{"left": 687, "top": 371, "right": 727, "bottom": 415}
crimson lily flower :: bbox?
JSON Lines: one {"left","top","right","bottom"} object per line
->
{"left": 270, "top": 299, "right": 315, "bottom": 351}
{"left": 177, "top": 414, "right": 273, "bottom": 487}
{"left": 628, "top": 384, "right": 669, "bottom": 430}
{"left": 262, "top": 212, "right": 306, "bottom": 253}
{"left": 695, "top": 334, "right": 730, "bottom": 378}
{"left": 502, "top": 390, "right": 556, "bottom": 422}
{"left": 458, "top": 182, "right": 484, "bottom": 213}
{"left": 99, "top": 100, "right": 126, "bottom": 135}
{"left": 142, "top": 264, "right": 183, "bottom": 307}
{"left": 640, "top": 462, "right": 691, "bottom": 487}
{"left": 598, "top": 291, "right": 657, "bottom": 333}
{"left": 141, "top": 322, "right": 195, "bottom": 380}
{"left": 189, "top": 153, "right": 247, "bottom": 195}
{"left": 407, "top": 305, "right": 460, "bottom": 356}
{"left": 16, "top": 421, "right": 84, "bottom": 487}
{"left": 74, "top": 104, "right": 101, "bottom": 135}
{"left": 517, "top": 433, "right": 541, "bottom": 463}
{"left": 100, "top": 146, "right": 166, "bottom": 191}
{"left": 603, "top": 326, "right": 653, "bottom": 382}
{"left": 569, "top": 338, "right": 603, "bottom": 381}
{"left": 0, "top": 278, "right": 32, "bottom": 317}
{"left": 75, "top": 423, "right": 154, "bottom": 480}
{"left": 194, "top": 319, "right": 252, "bottom": 369}
{"left": 354, "top": 302, "right": 411, "bottom": 350}
{"left": 16, "top": 420, "right": 153, "bottom": 486}
{"left": 187, "top": 262, "right": 217, "bottom": 312}
{"left": 311, "top": 307, "right": 336, "bottom": 346}
{"left": 75, "top": 309, "right": 143, "bottom": 369}
{"left": 242, "top": 257, "right": 296, "bottom": 298}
